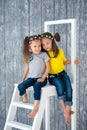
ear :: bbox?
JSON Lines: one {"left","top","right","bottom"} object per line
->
{"left": 28, "top": 45, "right": 32, "bottom": 52}
{"left": 28, "top": 44, "right": 31, "bottom": 48}
{"left": 28, "top": 43, "right": 30, "bottom": 47}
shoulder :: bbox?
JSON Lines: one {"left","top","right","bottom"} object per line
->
{"left": 41, "top": 52, "right": 47, "bottom": 54}
{"left": 58, "top": 48, "right": 64, "bottom": 54}
{"left": 40, "top": 52, "right": 48, "bottom": 56}
{"left": 59, "top": 48, "right": 64, "bottom": 52}
{"left": 40, "top": 52, "right": 50, "bottom": 61}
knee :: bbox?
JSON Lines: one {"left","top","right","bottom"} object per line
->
{"left": 34, "top": 84, "right": 41, "bottom": 93}
{"left": 18, "top": 84, "right": 22, "bottom": 91}
{"left": 33, "top": 89, "right": 41, "bottom": 100}
{"left": 18, "top": 84, "right": 25, "bottom": 96}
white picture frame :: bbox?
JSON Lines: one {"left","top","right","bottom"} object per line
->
{"left": 44, "top": 19, "right": 77, "bottom": 130}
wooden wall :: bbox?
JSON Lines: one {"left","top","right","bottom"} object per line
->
{"left": 0, "top": 0, "right": 87, "bottom": 130}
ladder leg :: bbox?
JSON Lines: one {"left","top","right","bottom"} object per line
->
{"left": 45, "top": 97, "right": 50, "bottom": 130}
{"left": 4, "top": 84, "right": 19, "bottom": 130}
{"left": 4, "top": 106, "right": 17, "bottom": 130}
{"left": 32, "top": 89, "right": 47, "bottom": 130}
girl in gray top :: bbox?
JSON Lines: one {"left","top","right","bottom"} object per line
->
{"left": 18, "top": 35, "right": 50, "bottom": 118}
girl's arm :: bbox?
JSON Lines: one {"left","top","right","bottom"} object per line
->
{"left": 64, "top": 58, "right": 80, "bottom": 65}
{"left": 19, "top": 63, "right": 29, "bottom": 83}
{"left": 64, "top": 59, "right": 71, "bottom": 64}
{"left": 37, "top": 61, "right": 50, "bottom": 82}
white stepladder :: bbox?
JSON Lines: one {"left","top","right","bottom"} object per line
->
{"left": 4, "top": 83, "right": 57, "bottom": 130}
{"left": 44, "top": 19, "right": 77, "bottom": 130}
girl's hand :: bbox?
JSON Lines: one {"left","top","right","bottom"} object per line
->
{"left": 17, "top": 80, "right": 23, "bottom": 85}
{"left": 37, "top": 77, "right": 45, "bottom": 82}
{"left": 74, "top": 58, "right": 80, "bottom": 64}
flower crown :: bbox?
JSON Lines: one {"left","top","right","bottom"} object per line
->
{"left": 41, "top": 34, "right": 53, "bottom": 40}
{"left": 29, "top": 35, "right": 41, "bottom": 43}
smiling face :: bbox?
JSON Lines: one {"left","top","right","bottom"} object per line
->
{"left": 29, "top": 39, "right": 41, "bottom": 54}
{"left": 41, "top": 38, "right": 52, "bottom": 52}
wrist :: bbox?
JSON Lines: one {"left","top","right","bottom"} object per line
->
{"left": 42, "top": 76, "right": 45, "bottom": 80}
{"left": 21, "top": 79, "right": 24, "bottom": 82}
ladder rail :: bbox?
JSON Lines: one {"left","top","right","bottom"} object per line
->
{"left": 32, "top": 88, "right": 47, "bottom": 130}
{"left": 4, "top": 84, "right": 19, "bottom": 130}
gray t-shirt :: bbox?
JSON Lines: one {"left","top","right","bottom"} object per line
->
{"left": 27, "top": 52, "right": 50, "bottom": 78}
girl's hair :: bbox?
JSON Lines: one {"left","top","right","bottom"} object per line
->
{"left": 41, "top": 32, "right": 60, "bottom": 57}
{"left": 22, "top": 35, "right": 41, "bottom": 63}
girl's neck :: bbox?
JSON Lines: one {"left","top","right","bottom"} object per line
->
{"left": 32, "top": 52, "right": 41, "bottom": 55}
{"left": 48, "top": 49, "right": 53, "bottom": 52}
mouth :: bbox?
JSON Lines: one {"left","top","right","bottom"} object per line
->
{"left": 46, "top": 48, "right": 50, "bottom": 50}
{"left": 35, "top": 51, "right": 40, "bottom": 53}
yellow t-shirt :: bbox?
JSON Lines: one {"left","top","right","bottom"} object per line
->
{"left": 48, "top": 48, "right": 67, "bottom": 74}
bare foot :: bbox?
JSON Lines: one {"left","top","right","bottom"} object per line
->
{"left": 64, "top": 111, "right": 71, "bottom": 125}
{"left": 28, "top": 106, "right": 38, "bottom": 118}
{"left": 65, "top": 110, "right": 74, "bottom": 124}
{"left": 23, "top": 93, "right": 28, "bottom": 103}
{"left": 70, "top": 110, "right": 74, "bottom": 115}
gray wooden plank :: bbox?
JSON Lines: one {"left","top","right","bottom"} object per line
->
{"left": 41, "top": 0, "right": 55, "bottom": 129}
{"left": 4, "top": 0, "right": 29, "bottom": 127}
{"left": 66, "top": 0, "right": 74, "bottom": 19}
{"left": 13, "top": 0, "right": 30, "bottom": 125}
{"left": 29, "top": 0, "right": 42, "bottom": 127}
{"left": 5, "top": 0, "right": 19, "bottom": 114}
{"left": 29, "top": 0, "right": 42, "bottom": 35}
{"left": 78, "top": 0, "right": 86, "bottom": 130}
{"left": 0, "top": 0, "right": 6, "bottom": 129}
{"left": 41, "top": 0, "right": 55, "bottom": 32}
{"left": 73, "top": 0, "right": 81, "bottom": 130}
{"left": 54, "top": 0, "right": 68, "bottom": 130}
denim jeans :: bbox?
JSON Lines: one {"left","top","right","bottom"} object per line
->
{"left": 18, "top": 78, "right": 47, "bottom": 100}
{"left": 48, "top": 71, "right": 73, "bottom": 106}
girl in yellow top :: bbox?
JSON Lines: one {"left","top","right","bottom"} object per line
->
{"left": 41, "top": 32, "right": 80, "bottom": 125}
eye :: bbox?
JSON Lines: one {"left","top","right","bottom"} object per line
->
{"left": 46, "top": 42, "right": 49, "bottom": 45}
{"left": 34, "top": 45, "right": 36, "bottom": 48}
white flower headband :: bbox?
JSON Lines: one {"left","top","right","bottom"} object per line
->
{"left": 29, "top": 35, "right": 41, "bottom": 44}
{"left": 41, "top": 34, "right": 53, "bottom": 40}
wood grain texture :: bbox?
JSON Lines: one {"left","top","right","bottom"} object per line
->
{"left": 0, "top": 0, "right": 87, "bottom": 130}
{"left": 0, "top": 0, "right": 6, "bottom": 129}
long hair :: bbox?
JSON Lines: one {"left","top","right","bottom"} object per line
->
{"left": 41, "top": 32, "right": 60, "bottom": 57}
{"left": 22, "top": 36, "right": 30, "bottom": 63}
{"left": 22, "top": 35, "right": 41, "bottom": 63}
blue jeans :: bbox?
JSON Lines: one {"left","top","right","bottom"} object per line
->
{"left": 18, "top": 78, "right": 47, "bottom": 100}
{"left": 48, "top": 71, "right": 73, "bottom": 106}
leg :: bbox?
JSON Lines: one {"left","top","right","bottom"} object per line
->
{"left": 62, "top": 72, "right": 73, "bottom": 106}
{"left": 49, "top": 76, "right": 72, "bottom": 124}
{"left": 62, "top": 71, "right": 74, "bottom": 124}
{"left": 28, "top": 100, "right": 40, "bottom": 118}
{"left": 23, "top": 93, "right": 28, "bottom": 103}
{"left": 49, "top": 77, "right": 66, "bottom": 112}
{"left": 18, "top": 78, "right": 35, "bottom": 103}
{"left": 59, "top": 100, "right": 74, "bottom": 124}
{"left": 28, "top": 78, "right": 47, "bottom": 118}
{"left": 60, "top": 100, "right": 66, "bottom": 113}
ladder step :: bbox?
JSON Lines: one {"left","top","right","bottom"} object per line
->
{"left": 7, "top": 121, "right": 32, "bottom": 130}
{"left": 13, "top": 101, "right": 34, "bottom": 109}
